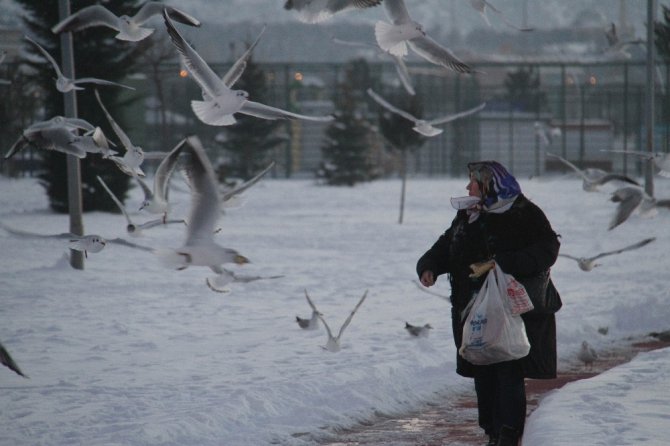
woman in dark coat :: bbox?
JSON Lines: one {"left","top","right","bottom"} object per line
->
{"left": 416, "top": 161, "right": 561, "bottom": 446}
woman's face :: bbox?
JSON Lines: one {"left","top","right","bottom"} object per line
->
{"left": 467, "top": 175, "right": 482, "bottom": 197}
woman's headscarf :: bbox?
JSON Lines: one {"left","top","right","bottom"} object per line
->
{"left": 467, "top": 161, "right": 521, "bottom": 210}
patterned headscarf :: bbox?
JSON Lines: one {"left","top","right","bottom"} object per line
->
{"left": 467, "top": 161, "right": 521, "bottom": 210}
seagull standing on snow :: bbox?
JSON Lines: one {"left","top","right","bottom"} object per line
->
{"left": 367, "top": 88, "right": 485, "bottom": 137}
{"left": 468, "top": 0, "right": 534, "bottom": 32}
{"left": 405, "top": 322, "right": 432, "bottom": 337}
{"left": 577, "top": 340, "right": 598, "bottom": 371}
{"left": 154, "top": 136, "right": 249, "bottom": 293}
{"left": 546, "top": 152, "right": 639, "bottom": 192}
{"left": 52, "top": 2, "right": 201, "bottom": 42}
{"left": 96, "top": 175, "right": 185, "bottom": 237}
{"left": 163, "top": 11, "right": 334, "bottom": 127}
{"left": 94, "top": 89, "right": 145, "bottom": 177}
{"left": 24, "top": 35, "right": 134, "bottom": 93}
{"left": 315, "top": 290, "right": 369, "bottom": 352}
{"left": 375, "top": 0, "right": 473, "bottom": 74}
{"left": 284, "top": 0, "right": 383, "bottom": 23}
{"left": 558, "top": 237, "right": 655, "bottom": 271}
{"left": 0, "top": 341, "right": 27, "bottom": 378}
{"left": 296, "top": 290, "right": 324, "bottom": 330}
{"left": 608, "top": 186, "right": 670, "bottom": 230}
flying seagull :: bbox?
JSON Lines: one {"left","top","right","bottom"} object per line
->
{"left": 468, "top": 0, "right": 534, "bottom": 32}
{"left": 577, "top": 340, "right": 598, "bottom": 371}
{"left": 546, "top": 152, "right": 639, "bottom": 192}
{"left": 604, "top": 22, "right": 644, "bottom": 59}
{"left": 0, "top": 341, "right": 27, "bottom": 378}
{"left": 52, "top": 2, "right": 201, "bottom": 42}
{"left": 332, "top": 36, "right": 415, "bottom": 95}
{"left": 405, "top": 322, "right": 433, "bottom": 337}
{"left": 220, "top": 161, "right": 276, "bottom": 205}
{"left": 153, "top": 136, "right": 249, "bottom": 292}
{"left": 608, "top": 186, "right": 670, "bottom": 230}
{"left": 375, "top": 0, "right": 474, "bottom": 74}
{"left": 558, "top": 237, "right": 655, "bottom": 271}
{"left": 94, "top": 89, "right": 145, "bottom": 177}
{"left": 164, "top": 11, "right": 334, "bottom": 126}
{"left": 0, "top": 221, "right": 152, "bottom": 257}
{"left": 314, "top": 290, "right": 369, "bottom": 352}
{"left": 284, "top": 0, "right": 383, "bottom": 23}
{"left": 96, "top": 175, "right": 185, "bottom": 237}
{"left": 205, "top": 268, "right": 284, "bottom": 293}
{"left": 24, "top": 35, "right": 134, "bottom": 93}
{"left": 136, "top": 138, "right": 189, "bottom": 220}
{"left": 5, "top": 116, "right": 114, "bottom": 160}
{"left": 603, "top": 149, "right": 670, "bottom": 178}
{"left": 367, "top": 88, "right": 485, "bottom": 137}
{"left": 297, "top": 289, "right": 324, "bottom": 330}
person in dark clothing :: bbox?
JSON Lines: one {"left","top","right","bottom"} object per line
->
{"left": 416, "top": 161, "right": 561, "bottom": 446}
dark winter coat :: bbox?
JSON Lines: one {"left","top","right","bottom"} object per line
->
{"left": 416, "top": 194, "right": 561, "bottom": 379}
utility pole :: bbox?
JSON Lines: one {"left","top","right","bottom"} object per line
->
{"left": 58, "top": 0, "right": 84, "bottom": 269}
{"left": 644, "top": 0, "right": 656, "bottom": 197}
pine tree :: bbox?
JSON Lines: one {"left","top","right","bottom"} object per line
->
{"left": 15, "top": 0, "right": 147, "bottom": 213}
{"left": 319, "top": 59, "right": 374, "bottom": 186}
{"left": 218, "top": 49, "right": 284, "bottom": 180}
{"left": 504, "top": 66, "right": 546, "bottom": 113}
{"left": 375, "top": 90, "right": 425, "bottom": 223}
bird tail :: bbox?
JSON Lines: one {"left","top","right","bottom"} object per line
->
{"left": 374, "top": 21, "right": 408, "bottom": 57}
{"left": 191, "top": 100, "right": 237, "bottom": 126}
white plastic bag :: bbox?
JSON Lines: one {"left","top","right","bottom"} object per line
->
{"left": 459, "top": 267, "right": 531, "bottom": 365}
{"left": 497, "top": 267, "right": 534, "bottom": 315}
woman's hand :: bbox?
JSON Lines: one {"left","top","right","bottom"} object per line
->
{"left": 420, "top": 270, "right": 435, "bottom": 287}
{"left": 468, "top": 260, "right": 495, "bottom": 278}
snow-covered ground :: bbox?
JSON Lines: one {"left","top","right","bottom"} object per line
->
{"left": 0, "top": 172, "right": 668, "bottom": 445}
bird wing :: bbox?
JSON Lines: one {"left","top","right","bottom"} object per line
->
{"left": 163, "top": 10, "right": 227, "bottom": 99}
{"left": 595, "top": 173, "right": 639, "bottom": 186}
{"left": 303, "top": 289, "right": 321, "bottom": 314}
{"left": 0, "top": 221, "right": 74, "bottom": 239}
{"left": 336, "top": 290, "right": 369, "bottom": 340}
{"left": 603, "top": 149, "right": 653, "bottom": 160}
{"left": 429, "top": 102, "right": 486, "bottom": 126}
{"left": 390, "top": 54, "right": 416, "bottom": 95}
{"left": 153, "top": 138, "right": 188, "bottom": 203}
{"left": 239, "top": 100, "right": 334, "bottom": 122}
{"left": 96, "top": 175, "right": 133, "bottom": 226}
{"left": 107, "top": 237, "right": 154, "bottom": 252}
{"left": 558, "top": 253, "right": 581, "bottom": 262}
{"left": 94, "top": 89, "right": 133, "bottom": 151}
{"left": 4, "top": 135, "right": 29, "bottom": 159}
{"left": 221, "top": 25, "right": 267, "bottom": 88}
{"left": 407, "top": 35, "right": 473, "bottom": 74}
{"left": 383, "top": 0, "right": 413, "bottom": 24}
{"left": 25, "top": 35, "right": 64, "bottom": 79}
{"left": 72, "top": 77, "right": 135, "bottom": 90}
{"left": 181, "top": 136, "right": 221, "bottom": 247}
{"left": 485, "top": 0, "right": 534, "bottom": 32}
{"left": 285, "top": 0, "right": 382, "bottom": 23}
{"left": 52, "top": 5, "right": 120, "bottom": 34}
{"left": 545, "top": 152, "right": 589, "bottom": 181}
{"left": 0, "top": 342, "right": 27, "bottom": 378}
{"left": 608, "top": 187, "right": 644, "bottom": 230}
{"left": 221, "top": 161, "right": 275, "bottom": 203}
{"left": 592, "top": 237, "right": 656, "bottom": 260}
{"left": 317, "top": 313, "right": 335, "bottom": 340}
{"left": 134, "top": 2, "right": 201, "bottom": 26}
{"left": 655, "top": 199, "right": 670, "bottom": 208}
{"left": 366, "top": 88, "right": 418, "bottom": 122}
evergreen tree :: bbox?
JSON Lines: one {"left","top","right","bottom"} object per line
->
{"left": 218, "top": 48, "right": 284, "bottom": 180}
{"left": 15, "top": 0, "right": 147, "bottom": 212}
{"left": 503, "top": 66, "right": 546, "bottom": 113}
{"left": 375, "top": 90, "right": 425, "bottom": 223}
{"left": 319, "top": 59, "right": 374, "bottom": 186}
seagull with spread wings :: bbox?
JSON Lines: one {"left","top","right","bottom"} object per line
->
{"left": 608, "top": 186, "right": 670, "bottom": 230}
{"left": 603, "top": 149, "right": 670, "bottom": 178}
{"left": 164, "top": 11, "right": 334, "bottom": 127}
{"left": 52, "top": 2, "right": 200, "bottom": 42}
{"left": 367, "top": 88, "right": 485, "bottom": 137}
{"left": 297, "top": 290, "right": 324, "bottom": 330}
{"left": 558, "top": 237, "right": 655, "bottom": 271}
{"left": 546, "top": 152, "right": 639, "bottom": 192}
{"left": 468, "top": 0, "right": 534, "bottom": 32}
{"left": 284, "top": 0, "right": 383, "bottom": 23}
{"left": 375, "top": 0, "right": 473, "bottom": 74}
{"left": 307, "top": 290, "right": 368, "bottom": 352}
{"left": 25, "top": 35, "right": 134, "bottom": 93}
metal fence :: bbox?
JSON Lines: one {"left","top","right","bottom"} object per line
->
{"left": 2, "top": 59, "right": 668, "bottom": 179}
